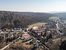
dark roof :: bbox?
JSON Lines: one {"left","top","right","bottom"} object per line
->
{"left": 1, "top": 23, "right": 14, "bottom": 29}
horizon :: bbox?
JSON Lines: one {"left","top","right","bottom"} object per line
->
{"left": 0, "top": 10, "right": 66, "bottom": 13}
{"left": 0, "top": 0, "right": 66, "bottom": 13}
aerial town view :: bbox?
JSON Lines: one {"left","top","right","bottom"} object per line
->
{"left": 0, "top": 0, "right": 66, "bottom": 50}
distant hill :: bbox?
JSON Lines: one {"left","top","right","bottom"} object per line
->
{"left": 0, "top": 11, "right": 54, "bottom": 28}
{"left": 54, "top": 12, "right": 66, "bottom": 20}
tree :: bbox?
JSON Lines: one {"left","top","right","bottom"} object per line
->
{"left": 13, "top": 19, "right": 22, "bottom": 28}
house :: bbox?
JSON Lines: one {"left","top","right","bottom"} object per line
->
{"left": 1, "top": 23, "right": 14, "bottom": 32}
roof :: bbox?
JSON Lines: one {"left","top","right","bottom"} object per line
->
{"left": 22, "top": 32, "right": 31, "bottom": 39}
{"left": 1, "top": 23, "right": 14, "bottom": 29}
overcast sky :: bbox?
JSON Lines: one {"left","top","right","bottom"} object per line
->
{"left": 0, "top": 0, "right": 66, "bottom": 12}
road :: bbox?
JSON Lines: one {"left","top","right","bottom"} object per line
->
{"left": 0, "top": 37, "right": 19, "bottom": 50}
{"left": 0, "top": 42, "right": 12, "bottom": 50}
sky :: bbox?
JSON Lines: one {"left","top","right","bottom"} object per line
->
{"left": 0, "top": 0, "right": 66, "bottom": 12}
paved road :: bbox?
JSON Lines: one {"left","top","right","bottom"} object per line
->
{"left": 0, "top": 37, "right": 19, "bottom": 50}
{"left": 0, "top": 42, "right": 12, "bottom": 50}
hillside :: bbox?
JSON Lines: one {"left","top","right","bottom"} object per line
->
{"left": 54, "top": 12, "right": 66, "bottom": 20}
{"left": 0, "top": 11, "right": 54, "bottom": 28}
